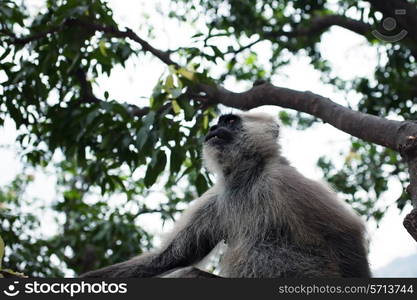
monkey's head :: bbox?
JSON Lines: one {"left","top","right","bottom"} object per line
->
{"left": 202, "top": 112, "right": 281, "bottom": 175}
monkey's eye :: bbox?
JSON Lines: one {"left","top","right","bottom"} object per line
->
{"left": 220, "top": 114, "right": 240, "bottom": 126}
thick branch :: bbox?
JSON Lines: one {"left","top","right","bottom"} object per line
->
{"left": 404, "top": 208, "right": 417, "bottom": 242}
{"left": 196, "top": 82, "right": 417, "bottom": 152}
{"left": 267, "top": 15, "right": 372, "bottom": 39}
{"left": 400, "top": 136, "right": 417, "bottom": 242}
{"left": 400, "top": 137, "right": 417, "bottom": 208}
{"left": 311, "top": 15, "right": 371, "bottom": 36}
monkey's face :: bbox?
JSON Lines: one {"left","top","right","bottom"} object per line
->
{"left": 203, "top": 112, "right": 280, "bottom": 175}
{"left": 204, "top": 114, "right": 242, "bottom": 147}
{"left": 202, "top": 113, "right": 243, "bottom": 175}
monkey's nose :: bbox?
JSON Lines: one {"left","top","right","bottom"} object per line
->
{"left": 209, "top": 125, "right": 218, "bottom": 132}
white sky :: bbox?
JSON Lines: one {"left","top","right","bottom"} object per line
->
{"left": 1, "top": 0, "right": 416, "bottom": 276}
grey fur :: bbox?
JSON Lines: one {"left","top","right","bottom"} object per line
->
{"left": 81, "top": 111, "right": 371, "bottom": 278}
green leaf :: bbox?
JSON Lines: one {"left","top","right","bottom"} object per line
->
{"left": 170, "top": 146, "right": 185, "bottom": 174}
{"left": 144, "top": 151, "right": 167, "bottom": 187}
{"left": 177, "top": 96, "right": 195, "bottom": 121}
{"left": 278, "top": 110, "right": 292, "bottom": 126}
{"left": 210, "top": 46, "right": 223, "bottom": 59}
{"left": 172, "top": 100, "right": 181, "bottom": 114}
{"left": 178, "top": 68, "right": 195, "bottom": 81}
{"left": 136, "top": 111, "right": 156, "bottom": 150}
{"left": 0, "top": 235, "right": 4, "bottom": 269}
{"left": 0, "top": 47, "right": 11, "bottom": 61}
{"left": 196, "top": 173, "right": 208, "bottom": 195}
{"left": 191, "top": 32, "right": 204, "bottom": 38}
{"left": 203, "top": 114, "right": 209, "bottom": 130}
{"left": 245, "top": 53, "right": 257, "bottom": 65}
{"left": 164, "top": 74, "right": 174, "bottom": 90}
{"left": 99, "top": 40, "right": 108, "bottom": 57}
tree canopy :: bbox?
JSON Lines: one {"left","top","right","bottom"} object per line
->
{"left": 0, "top": 0, "right": 416, "bottom": 277}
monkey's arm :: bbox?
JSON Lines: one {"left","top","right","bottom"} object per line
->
{"left": 80, "top": 196, "right": 220, "bottom": 278}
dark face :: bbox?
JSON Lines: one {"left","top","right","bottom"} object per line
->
{"left": 204, "top": 114, "right": 242, "bottom": 147}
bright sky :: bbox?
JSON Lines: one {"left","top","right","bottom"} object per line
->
{"left": 1, "top": 0, "right": 416, "bottom": 276}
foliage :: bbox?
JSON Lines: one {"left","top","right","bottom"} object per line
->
{"left": 0, "top": 0, "right": 216, "bottom": 276}
{"left": 0, "top": 0, "right": 416, "bottom": 276}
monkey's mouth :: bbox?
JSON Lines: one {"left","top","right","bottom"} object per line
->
{"left": 204, "top": 128, "right": 233, "bottom": 144}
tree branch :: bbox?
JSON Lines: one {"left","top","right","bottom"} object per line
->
{"left": 404, "top": 208, "right": 417, "bottom": 242}
{"left": 400, "top": 136, "right": 417, "bottom": 242}
{"left": 195, "top": 82, "right": 417, "bottom": 152}
{"left": 3, "top": 18, "right": 177, "bottom": 67}
{"left": 67, "top": 19, "right": 178, "bottom": 67}
{"left": 133, "top": 207, "right": 182, "bottom": 219}
{"left": 228, "top": 38, "right": 263, "bottom": 55}
{"left": 4, "top": 19, "right": 177, "bottom": 119}
{"left": 266, "top": 15, "right": 372, "bottom": 39}
{"left": 0, "top": 27, "right": 60, "bottom": 45}
{"left": 74, "top": 68, "right": 101, "bottom": 104}
{"left": 403, "top": 140, "right": 417, "bottom": 208}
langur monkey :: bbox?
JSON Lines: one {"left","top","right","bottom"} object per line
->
{"left": 81, "top": 112, "right": 371, "bottom": 278}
